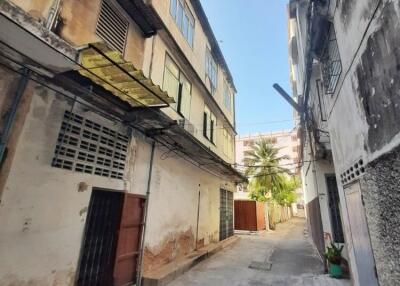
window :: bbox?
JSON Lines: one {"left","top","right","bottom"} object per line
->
{"left": 269, "top": 137, "right": 277, "bottom": 144}
{"left": 223, "top": 128, "right": 234, "bottom": 160}
{"left": 163, "top": 54, "right": 192, "bottom": 119}
{"left": 170, "top": 0, "right": 195, "bottom": 47}
{"left": 52, "top": 111, "right": 129, "bottom": 179}
{"left": 96, "top": 0, "right": 129, "bottom": 54}
{"left": 203, "top": 105, "right": 216, "bottom": 143}
{"left": 316, "top": 79, "right": 327, "bottom": 121}
{"left": 291, "top": 135, "right": 297, "bottom": 141}
{"left": 205, "top": 48, "right": 217, "bottom": 95}
{"left": 223, "top": 81, "right": 232, "bottom": 112}
{"left": 321, "top": 23, "right": 342, "bottom": 95}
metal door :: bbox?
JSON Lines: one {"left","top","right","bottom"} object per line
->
{"left": 113, "top": 194, "right": 145, "bottom": 286}
{"left": 326, "top": 175, "right": 344, "bottom": 243}
{"left": 76, "top": 189, "right": 124, "bottom": 286}
{"left": 219, "top": 189, "right": 233, "bottom": 241}
{"left": 345, "top": 182, "right": 378, "bottom": 286}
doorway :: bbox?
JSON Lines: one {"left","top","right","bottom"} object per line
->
{"left": 219, "top": 189, "right": 233, "bottom": 241}
{"left": 76, "top": 189, "right": 145, "bottom": 286}
{"left": 344, "top": 182, "right": 378, "bottom": 286}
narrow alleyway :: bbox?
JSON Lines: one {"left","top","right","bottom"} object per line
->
{"left": 167, "top": 218, "right": 350, "bottom": 286}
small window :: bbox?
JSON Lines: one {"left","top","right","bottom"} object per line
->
{"left": 291, "top": 135, "right": 297, "bottom": 141}
{"left": 163, "top": 54, "right": 192, "bottom": 119}
{"left": 96, "top": 0, "right": 129, "bottom": 54}
{"left": 170, "top": 0, "right": 195, "bottom": 47}
{"left": 321, "top": 23, "right": 342, "bottom": 95}
{"left": 205, "top": 48, "right": 217, "bottom": 95}
{"left": 223, "top": 81, "right": 232, "bottom": 112}
{"left": 203, "top": 105, "right": 216, "bottom": 143}
{"left": 316, "top": 79, "right": 327, "bottom": 121}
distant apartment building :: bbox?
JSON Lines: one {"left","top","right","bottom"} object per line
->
{"left": 0, "top": 0, "right": 244, "bottom": 285}
{"left": 236, "top": 129, "right": 300, "bottom": 174}
{"left": 235, "top": 129, "right": 302, "bottom": 202}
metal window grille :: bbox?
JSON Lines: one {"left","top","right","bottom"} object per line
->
{"left": 96, "top": 0, "right": 129, "bottom": 54}
{"left": 326, "top": 175, "right": 345, "bottom": 243}
{"left": 321, "top": 24, "right": 342, "bottom": 95}
{"left": 52, "top": 111, "right": 129, "bottom": 180}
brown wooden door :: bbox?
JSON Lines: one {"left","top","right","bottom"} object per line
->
{"left": 113, "top": 194, "right": 145, "bottom": 286}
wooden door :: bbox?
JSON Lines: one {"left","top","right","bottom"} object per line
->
{"left": 345, "top": 182, "right": 378, "bottom": 286}
{"left": 113, "top": 194, "right": 145, "bottom": 286}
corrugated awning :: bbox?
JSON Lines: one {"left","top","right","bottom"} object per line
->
{"left": 78, "top": 42, "right": 174, "bottom": 108}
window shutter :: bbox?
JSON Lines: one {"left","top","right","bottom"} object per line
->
{"left": 96, "top": 0, "right": 129, "bottom": 54}
{"left": 177, "top": 83, "right": 183, "bottom": 113}
{"left": 210, "top": 119, "right": 214, "bottom": 143}
{"left": 203, "top": 112, "right": 208, "bottom": 138}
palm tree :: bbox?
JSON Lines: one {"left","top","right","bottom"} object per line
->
{"left": 244, "top": 138, "right": 290, "bottom": 202}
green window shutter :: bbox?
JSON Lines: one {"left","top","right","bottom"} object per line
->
{"left": 203, "top": 112, "right": 208, "bottom": 138}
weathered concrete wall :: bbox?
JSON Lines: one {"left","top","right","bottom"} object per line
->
{"left": 360, "top": 145, "right": 400, "bottom": 285}
{"left": 150, "top": 0, "right": 236, "bottom": 126}
{"left": 8, "top": 0, "right": 146, "bottom": 69}
{"left": 321, "top": 1, "right": 400, "bottom": 285}
{"left": 0, "top": 77, "right": 234, "bottom": 285}
{"left": 148, "top": 35, "right": 235, "bottom": 164}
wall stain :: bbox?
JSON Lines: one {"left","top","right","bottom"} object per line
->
{"left": 77, "top": 182, "right": 88, "bottom": 192}
{"left": 143, "top": 228, "right": 195, "bottom": 273}
{"left": 356, "top": 2, "right": 400, "bottom": 152}
{"left": 79, "top": 207, "right": 88, "bottom": 216}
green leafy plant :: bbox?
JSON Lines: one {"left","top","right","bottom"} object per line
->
{"left": 244, "top": 138, "right": 290, "bottom": 202}
{"left": 325, "top": 243, "right": 344, "bottom": 265}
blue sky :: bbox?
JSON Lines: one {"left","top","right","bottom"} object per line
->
{"left": 200, "top": 0, "right": 293, "bottom": 135}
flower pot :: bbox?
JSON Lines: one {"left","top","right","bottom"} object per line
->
{"left": 329, "top": 263, "right": 342, "bottom": 278}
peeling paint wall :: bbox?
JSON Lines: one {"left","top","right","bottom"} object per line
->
{"left": 293, "top": 0, "right": 400, "bottom": 285}
{"left": 0, "top": 74, "right": 233, "bottom": 285}
{"left": 8, "top": 0, "right": 146, "bottom": 69}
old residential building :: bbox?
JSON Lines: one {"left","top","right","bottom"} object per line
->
{"left": 0, "top": 0, "right": 243, "bottom": 285}
{"left": 288, "top": 0, "right": 400, "bottom": 285}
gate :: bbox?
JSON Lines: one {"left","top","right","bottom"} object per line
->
{"left": 219, "top": 189, "right": 233, "bottom": 241}
{"left": 76, "top": 189, "right": 144, "bottom": 286}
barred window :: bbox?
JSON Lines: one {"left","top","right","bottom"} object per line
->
{"left": 52, "top": 111, "right": 129, "bottom": 180}
{"left": 321, "top": 24, "right": 342, "bottom": 95}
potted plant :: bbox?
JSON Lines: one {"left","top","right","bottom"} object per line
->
{"left": 325, "top": 243, "right": 344, "bottom": 278}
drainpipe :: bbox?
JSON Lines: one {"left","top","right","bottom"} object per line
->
{"left": 46, "top": 0, "right": 62, "bottom": 31}
{"left": 195, "top": 184, "right": 201, "bottom": 250}
{"left": 0, "top": 69, "right": 30, "bottom": 165}
{"left": 136, "top": 141, "right": 156, "bottom": 286}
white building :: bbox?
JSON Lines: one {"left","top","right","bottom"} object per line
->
{"left": 288, "top": 0, "right": 400, "bottom": 285}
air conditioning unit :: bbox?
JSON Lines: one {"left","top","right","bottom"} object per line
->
{"left": 178, "top": 119, "right": 196, "bottom": 136}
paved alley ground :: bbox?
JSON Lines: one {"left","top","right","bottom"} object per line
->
{"left": 167, "top": 218, "right": 350, "bottom": 286}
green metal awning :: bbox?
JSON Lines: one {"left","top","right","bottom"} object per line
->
{"left": 78, "top": 42, "right": 174, "bottom": 107}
